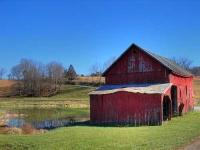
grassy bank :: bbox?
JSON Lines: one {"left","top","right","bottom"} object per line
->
{"left": 1, "top": 84, "right": 96, "bottom": 101}
{"left": 52, "top": 84, "right": 96, "bottom": 100}
{"left": 0, "top": 85, "right": 96, "bottom": 108}
{"left": 0, "top": 111, "right": 200, "bottom": 150}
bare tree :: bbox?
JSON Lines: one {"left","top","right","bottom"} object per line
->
{"left": 89, "top": 57, "right": 116, "bottom": 85}
{"left": 31, "top": 62, "right": 46, "bottom": 96}
{"left": 172, "top": 57, "right": 192, "bottom": 70}
{"left": 46, "top": 62, "right": 64, "bottom": 93}
{"left": 11, "top": 65, "right": 22, "bottom": 80}
{"left": 102, "top": 56, "right": 116, "bottom": 72}
{"left": 0, "top": 68, "right": 6, "bottom": 80}
{"left": 9, "top": 59, "right": 66, "bottom": 97}
{"left": 7, "top": 74, "right": 12, "bottom": 80}
{"left": 89, "top": 62, "right": 103, "bottom": 84}
{"left": 11, "top": 64, "right": 23, "bottom": 95}
{"left": 19, "top": 59, "right": 35, "bottom": 96}
{"left": 190, "top": 66, "right": 200, "bottom": 76}
{"left": 54, "top": 63, "right": 65, "bottom": 92}
{"left": 10, "top": 59, "right": 55, "bottom": 96}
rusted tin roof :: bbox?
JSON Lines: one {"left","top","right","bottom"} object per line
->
{"left": 89, "top": 83, "right": 172, "bottom": 95}
{"left": 102, "top": 43, "right": 193, "bottom": 77}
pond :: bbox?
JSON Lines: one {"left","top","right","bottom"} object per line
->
{"left": 0, "top": 108, "right": 89, "bottom": 130}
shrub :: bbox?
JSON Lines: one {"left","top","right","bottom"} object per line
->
{"left": 22, "top": 124, "right": 37, "bottom": 134}
{"left": 10, "top": 127, "right": 22, "bottom": 134}
{"left": 0, "top": 127, "right": 22, "bottom": 134}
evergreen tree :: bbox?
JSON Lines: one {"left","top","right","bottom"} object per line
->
{"left": 63, "top": 69, "right": 68, "bottom": 78}
{"left": 67, "top": 65, "right": 77, "bottom": 80}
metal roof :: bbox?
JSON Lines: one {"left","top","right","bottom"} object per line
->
{"left": 144, "top": 49, "right": 193, "bottom": 77}
{"left": 102, "top": 43, "right": 193, "bottom": 77}
{"left": 89, "top": 83, "right": 172, "bottom": 95}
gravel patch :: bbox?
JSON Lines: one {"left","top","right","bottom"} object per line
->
{"left": 194, "top": 106, "right": 200, "bottom": 111}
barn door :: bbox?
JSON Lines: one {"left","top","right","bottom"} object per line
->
{"left": 163, "top": 96, "right": 171, "bottom": 120}
{"left": 171, "top": 86, "right": 178, "bottom": 116}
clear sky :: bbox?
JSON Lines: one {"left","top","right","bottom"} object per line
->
{"left": 0, "top": 0, "right": 200, "bottom": 78}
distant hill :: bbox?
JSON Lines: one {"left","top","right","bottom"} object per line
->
{"left": 0, "top": 80, "right": 17, "bottom": 97}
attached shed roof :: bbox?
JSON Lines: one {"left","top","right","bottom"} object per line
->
{"left": 102, "top": 43, "right": 193, "bottom": 77}
{"left": 89, "top": 83, "right": 172, "bottom": 95}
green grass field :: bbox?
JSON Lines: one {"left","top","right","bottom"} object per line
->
{"left": 52, "top": 85, "right": 96, "bottom": 100}
{"left": 0, "top": 111, "right": 200, "bottom": 150}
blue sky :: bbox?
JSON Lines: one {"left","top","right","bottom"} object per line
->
{"left": 0, "top": 0, "right": 200, "bottom": 78}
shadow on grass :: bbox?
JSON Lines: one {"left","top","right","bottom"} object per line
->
{"left": 70, "top": 120, "right": 161, "bottom": 128}
{"left": 72, "top": 120, "right": 91, "bottom": 126}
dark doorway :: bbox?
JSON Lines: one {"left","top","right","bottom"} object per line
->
{"left": 171, "top": 86, "right": 178, "bottom": 116}
{"left": 163, "top": 96, "right": 171, "bottom": 121}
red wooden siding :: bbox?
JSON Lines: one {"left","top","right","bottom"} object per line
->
{"left": 90, "top": 92, "right": 162, "bottom": 126}
{"left": 169, "top": 74, "right": 194, "bottom": 114}
{"left": 105, "top": 47, "right": 170, "bottom": 84}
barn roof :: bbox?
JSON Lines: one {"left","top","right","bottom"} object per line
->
{"left": 89, "top": 83, "right": 172, "bottom": 95}
{"left": 102, "top": 43, "right": 193, "bottom": 77}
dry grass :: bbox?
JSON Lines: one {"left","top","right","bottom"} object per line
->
{"left": 0, "top": 124, "right": 47, "bottom": 135}
{"left": 67, "top": 76, "right": 105, "bottom": 86}
{"left": 77, "top": 76, "right": 105, "bottom": 84}
{"left": 194, "top": 76, "right": 200, "bottom": 106}
{"left": 21, "top": 124, "right": 37, "bottom": 134}
{"left": 0, "top": 80, "right": 16, "bottom": 88}
{"left": 0, "top": 80, "right": 17, "bottom": 97}
{"left": 0, "top": 127, "right": 22, "bottom": 134}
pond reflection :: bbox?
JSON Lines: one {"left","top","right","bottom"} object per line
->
{"left": 0, "top": 108, "right": 89, "bottom": 130}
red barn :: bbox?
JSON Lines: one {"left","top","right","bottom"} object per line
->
{"left": 89, "top": 43, "right": 194, "bottom": 126}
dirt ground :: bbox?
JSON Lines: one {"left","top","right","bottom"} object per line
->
{"left": 179, "top": 136, "right": 200, "bottom": 150}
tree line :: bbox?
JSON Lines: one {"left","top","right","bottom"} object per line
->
{"left": 8, "top": 59, "right": 77, "bottom": 97}
{"left": 0, "top": 68, "right": 6, "bottom": 80}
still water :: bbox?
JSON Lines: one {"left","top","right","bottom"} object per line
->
{"left": 0, "top": 108, "right": 89, "bottom": 129}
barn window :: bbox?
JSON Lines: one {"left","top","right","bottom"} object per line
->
{"left": 133, "top": 50, "right": 137, "bottom": 54}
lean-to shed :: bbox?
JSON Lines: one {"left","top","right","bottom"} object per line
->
{"left": 89, "top": 43, "right": 194, "bottom": 126}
